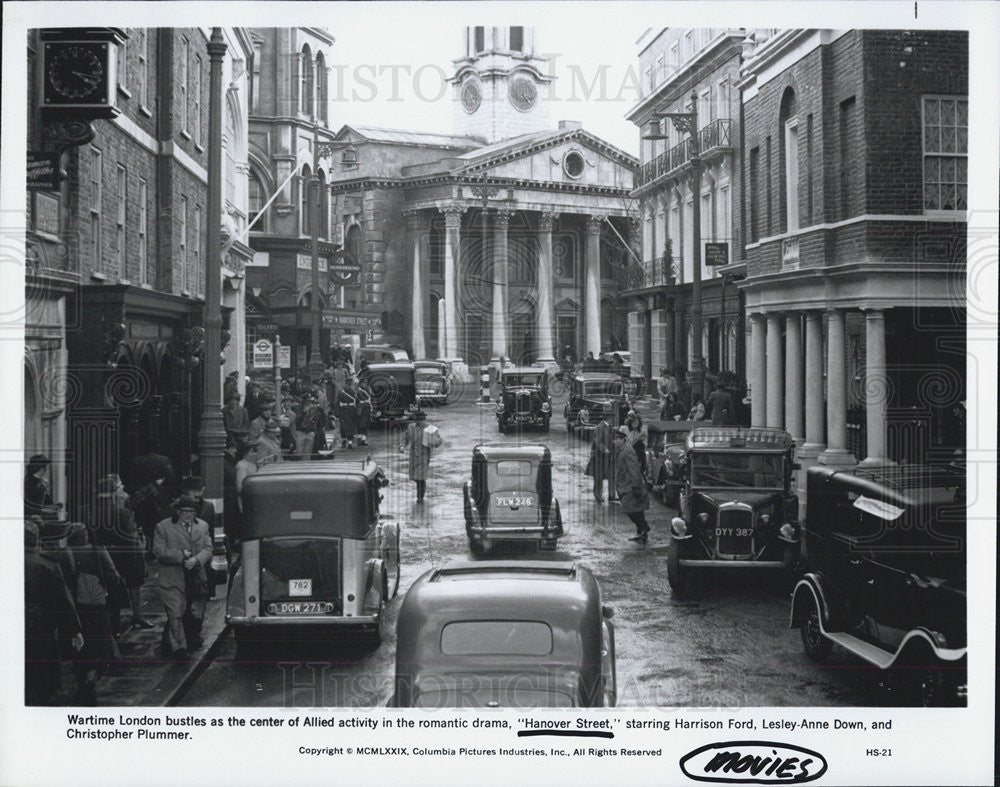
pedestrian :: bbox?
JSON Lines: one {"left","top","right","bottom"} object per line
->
{"left": 24, "top": 454, "right": 61, "bottom": 521}
{"left": 223, "top": 389, "right": 250, "bottom": 445}
{"left": 400, "top": 410, "right": 434, "bottom": 503}
{"left": 66, "top": 523, "right": 122, "bottom": 704}
{"left": 657, "top": 367, "right": 678, "bottom": 413}
{"left": 583, "top": 351, "right": 597, "bottom": 371}
{"left": 660, "top": 391, "right": 685, "bottom": 421}
{"left": 24, "top": 519, "right": 84, "bottom": 706}
{"left": 130, "top": 448, "right": 177, "bottom": 557}
{"left": 223, "top": 437, "right": 241, "bottom": 547}
{"left": 179, "top": 476, "right": 217, "bottom": 561}
{"left": 247, "top": 399, "right": 275, "bottom": 445}
{"left": 234, "top": 442, "right": 259, "bottom": 505}
{"left": 254, "top": 418, "right": 284, "bottom": 465}
{"left": 332, "top": 361, "right": 349, "bottom": 405}
{"left": 706, "top": 381, "right": 735, "bottom": 426}
{"left": 688, "top": 394, "right": 706, "bottom": 421}
{"left": 337, "top": 382, "right": 359, "bottom": 448}
{"left": 613, "top": 427, "right": 651, "bottom": 544}
{"left": 152, "top": 496, "right": 212, "bottom": 657}
{"left": 586, "top": 413, "right": 617, "bottom": 502}
{"left": 355, "top": 384, "right": 372, "bottom": 447}
{"left": 85, "top": 475, "right": 151, "bottom": 634}
{"left": 625, "top": 410, "right": 647, "bottom": 476}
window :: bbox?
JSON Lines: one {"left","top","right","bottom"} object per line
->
{"left": 922, "top": 96, "right": 968, "bottom": 212}
{"left": 669, "top": 40, "right": 679, "bottom": 69}
{"left": 838, "top": 97, "right": 855, "bottom": 220}
{"left": 193, "top": 55, "right": 202, "bottom": 145}
{"left": 316, "top": 52, "right": 327, "bottom": 122}
{"left": 248, "top": 173, "right": 265, "bottom": 230}
{"left": 180, "top": 36, "right": 190, "bottom": 134}
{"left": 474, "top": 26, "right": 485, "bottom": 53}
{"left": 765, "top": 136, "right": 773, "bottom": 234}
{"left": 179, "top": 196, "right": 188, "bottom": 291}
{"left": 117, "top": 32, "right": 128, "bottom": 90}
{"left": 300, "top": 165, "right": 311, "bottom": 235}
{"left": 806, "top": 114, "right": 814, "bottom": 224}
{"left": 90, "top": 147, "right": 102, "bottom": 271}
{"left": 316, "top": 169, "right": 328, "bottom": 238}
{"left": 716, "top": 79, "right": 730, "bottom": 120}
{"left": 250, "top": 41, "right": 262, "bottom": 113}
{"left": 116, "top": 165, "right": 127, "bottom": 279}
{"left": 655, "top": 53, "right": 665, "bottom": 83}
{"left": 684, "top": 30, "right": 694, "bottom": 60}
{"left": 644, "top": 66, "right": 653, "bottom": 91}
{"left": 718, "top": 185, "right": 730, "bottom": 257}
{"left": 749, "top": 146, "right": 760, "bottom": 242}
{"left": 510, "top": 26, "right": 523, "bottom": 52}
{"left": 138, "top": 179, "right": 148, "bottom": 285}
{"left": 302, "top": 45, "right": 314, "bottom": 117}
{"left": 138, "top": 28, "right": 149, "bottom": 107}
{"left": 194, "top": 206, "right": 202, "bottom": 296}
{"left": 784, "top": 118, "right": 799, "bottom": 232}
{"left": 699, "top": 88, "right": 711, "bottom": 124}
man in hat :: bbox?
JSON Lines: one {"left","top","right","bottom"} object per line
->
{"left": 223, "top": 388, "right": 250, "bottom": 445}
{"left": 613, "top": 427, "right": 651, "bottom": 545}
{"left": 254, "top": 418, "right": 284, "bottom": 465}
{"left": 152, "top": 497, "right": 212, "bottom": 656}
{"left": 588, "top": 413, "right": 617, "bottom": 503}
{"left": 24, "top": 454, "right": 61, "bottom": 521}
{"left": 400, "top": 410, "right": 432, "bottom": 503}
{"left": 247, "top": 399, "right": 276, "bottom": 445}
{"left": 131, "top": 448, "right": 177, "bottom": 557}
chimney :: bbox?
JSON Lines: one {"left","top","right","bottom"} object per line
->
{"left": 558, "top": 120, "right": 583, "bottom": 130}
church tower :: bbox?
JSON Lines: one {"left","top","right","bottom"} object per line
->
{"left": 451, "top": 26, "right": 555, "bottom": 144}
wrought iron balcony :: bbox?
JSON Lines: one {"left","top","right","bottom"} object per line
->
{"left": 620, "top": 257, "right": 681, "bottom": 292}
{"left": 635, "top": 118, "right": 734, "bottom": 188}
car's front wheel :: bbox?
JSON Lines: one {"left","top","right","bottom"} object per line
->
{"left": 800, "top": 598, "right": 833, "bottom": 662}
{"left": 666, "top": 539, "right": 688, "bottom": 596}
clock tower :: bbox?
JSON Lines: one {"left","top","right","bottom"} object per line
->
{"left": 451, "top": 26, "right": 554, "bottom": 144}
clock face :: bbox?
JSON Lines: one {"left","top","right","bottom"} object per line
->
{"left": 45, "top": 42, "right": 107, "bottom": 104}
{"left": 461, "top": 80, "right": 482, "bottom": 114}
{"left": 508, "top": 77, "right": 537, "bottom": 112}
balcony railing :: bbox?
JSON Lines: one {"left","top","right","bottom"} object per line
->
{"left": 636, "top": 118, "right": 734, "bottom": 188}
{"left": 620, "top": 257, "right": 681, "bottom": 291}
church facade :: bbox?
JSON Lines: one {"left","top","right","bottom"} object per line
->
{"left": 329, "top": 26, "right": 638, "bottom": 368}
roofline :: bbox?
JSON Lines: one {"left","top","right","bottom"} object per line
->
{"left": 455, "top": 127, "right": 638, "bottom": 171}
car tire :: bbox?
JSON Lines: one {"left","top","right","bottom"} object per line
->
{"left": 385, "top": 528, "right": 401, "bottom": 600}
{"left": 800, "top": 598, "right": 833, "bottom": 662}
{"left": 469, "top": 538, "right": 485, "bottom": 556}
{"left": 666, "top": 539, "right": 688, "bottom": 596}
{"left": 370, "top": 570, "right": 388, "bottom": 648}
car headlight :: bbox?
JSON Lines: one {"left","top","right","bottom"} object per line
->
{"left": 671, "top": 517, "right": 688, "bottom": 537}
{"left": 779, "top": 523, "right": 795, "bottom": 540}
{"left": 696, "top": 512, "right": 709, "bottom": 525}
{"left": 759, "top": 514, "right": 771, "bottom": 527}
{"left": 496, "top": 402, "right": 505, "bottom": 413}
{"left": 664, "top": 458, "right": 673, "bottom": 472}
{"left": 579, "top": 409, "right": 590, "bottom": 424}
{"left": 541, "top": 401, "right": 551, "bottom": 412}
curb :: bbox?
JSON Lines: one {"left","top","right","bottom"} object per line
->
{"left": 147, "top": 599, "right": 227, "bottom": 707}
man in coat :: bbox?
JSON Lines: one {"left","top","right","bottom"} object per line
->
{"left": 130, "top": 449, "right": 177, "bottom": 556}
{"left": 401, "top": 410, "right": 432, "bottom": 503}
{"left": 614, "top": 427, "right": 651, "bottom": 544}
{"left": 589, "top": 414, "right": 617, "bottom": 503}
{"left": 706, "top": 381, "right": 735, "bottom": 426}
{"left": 153, "top": 496, "right": 212, "bottom": 657}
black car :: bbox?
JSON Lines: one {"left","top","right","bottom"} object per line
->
{"left": 365, "top": 362, "right": 416, "bottom": 423}
{"left": 790, "top": 465, "right": 966, "bottom": 706}
{"left": 564, "top": 373, "right": 630, "bottom": 435}
{"left": 496, "top": 366, "right": 551, "bottom": 433}
{"left": 643, "top": 419, "right": 701, "bottom": 507}
{"left": 667, "top": 427, "right": 800, "bottom": 594}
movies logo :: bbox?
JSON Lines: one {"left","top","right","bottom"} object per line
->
{"left": 679, "top": 741, "right": 828, "bottom": 784}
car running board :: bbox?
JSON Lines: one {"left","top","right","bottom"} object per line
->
{"left": 823, "top": 631, "right": 896, "bottom": 669}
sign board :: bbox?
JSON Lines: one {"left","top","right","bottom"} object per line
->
{"left": 296, "top": 253, "right": 327, "bottom": 272}
{"left": 322, "top": 313, "right": 380, "bottom": 329}
{"left": 278, "top": 345, "right": 291, "bottom": 369}
{"left": 34, "top": 192, "right": 60, "bottom": 235}
{"left": 253, "top": 339, "right": 273, "bottom": 368}
{"left": 328, "top": 250, "right": 361, "bottom": 285}
{"left": 704, "top": 242, "right": 730, "bottom": 267}
{"left": 27, "top": 152, "right": 61, "bottom": 191}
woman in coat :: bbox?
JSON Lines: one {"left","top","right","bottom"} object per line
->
{"left": 400, "top": 410, "right": 432, "bottom": 503}
{"left": 613, "top": 427, "right": 651, "bottom": 544}
{"left": 152, "top": 497, "right": 212, "bottom": 657}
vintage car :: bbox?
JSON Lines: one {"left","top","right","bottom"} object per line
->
{"left": 392, "top": 561, "right": 616, "bottom": 708}
{"left": 226, "top": 460, "right": 400, "bottom": 649}
{"left": 564, "top": 372, "right": 631, "bottom": 435}
{"left": 643, "top": 419, "right": 702, "bottom": 507}
{"left": 413, "top": 359, "right": 451, "bottom": 406}
{"left": 667, "top": 427, "right": 800, "bottom": 594}
{"left": 364, "top": 362, "right": 416, "bottom": 423}
{"left": 463, "top": 443, "right": 563, "bottom": 553}
{"left": 598, "top": 350, "right": 644, "bottom": 397}
{"left": 495, "top": 366, "right": 552, "bottom": 433}
{"left": 355, "top": 344, "right": 409, "bottom": 366}
{"left": 791, "top": 465, "right": 966, "bottom": 706}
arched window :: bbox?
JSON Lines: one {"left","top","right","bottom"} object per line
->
{"left": 316, "top": 168, "right": 328, "bottom": 239}
{"left": 779, "top": 87, "right": 799, "bottom": 234}
{"left": 248, "top": 171, "right": 266, "bottom": 231}
{"left": 301, "top": 44, "right": 313, "bottom": 116}
{"left": 315, "top": 52, "right": 327, "bottom": 122}
{"left": 300, "top": 164, "right": 311, "bottom": 236}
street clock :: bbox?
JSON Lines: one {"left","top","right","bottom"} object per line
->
{"left": 40, "top": 29, "right": 125, "bottom": 118}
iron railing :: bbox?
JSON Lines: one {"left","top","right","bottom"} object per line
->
{"left": 636, "top": 118, "right": 734, "bottom": 188}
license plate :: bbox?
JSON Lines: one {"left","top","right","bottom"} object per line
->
{"left": 289, "top": 578, "right": 312, "bottom": 597}
{"left": 267, "top": 601, "right": 334, "bottom": 615}
{"left": 496, "top": 496, "right": 535, "bottom": 507}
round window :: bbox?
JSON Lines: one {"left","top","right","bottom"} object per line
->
{"left": 462, "top": 81, "right": 482, "bottom": 114}
{"left": 508, "top": 77, "right": 537, "bottom": 112}
{"left": 563, "top": 151, "right": 585, "bottom": 179}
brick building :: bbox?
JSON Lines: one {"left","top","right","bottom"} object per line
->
{"left": 25, "top": 27, "right": 252, "bottom": 516}
{"left": 737, "top": 29, "right": 967, "bottom": 485}
{"left": 625, "top": 28, "right": 756, "bottom": 384}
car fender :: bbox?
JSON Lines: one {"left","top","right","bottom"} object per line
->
{"left": 362, "top": 557, "right": 386, "bottom": 615}
{"left": 379, "top": 518, "right": 399, "bottom": 558}
{"left": 789, "top": 573, "right": 836, "bottom": 630}
{"left": 226, "top": 562, "right": 246, "bottom": 621}
{"left": 892, "top": 628, "right": 967, "bottom": 668}
{"left": 550, "top": 498, "right": 564, "bottom": 535}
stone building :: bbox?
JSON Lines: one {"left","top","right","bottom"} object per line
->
{"left": 624, "top": 28, "right": 751, "bottom": 384}
{"left": 25, "top": 27, "right": 253, "bottom": 516}
{"left": 737, "top": 29, "right": 967, "bottom": 480}
{"left": 330, "top": 26, "right": 638, "bottom": 370}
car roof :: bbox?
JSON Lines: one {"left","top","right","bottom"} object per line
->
{"left": 502, "top": 366, "right": 547, "bottom": 374}
{"left": 574, "top": 373, "right": 622, "bottom": 382}
{"left": 473, "top": 443, "right": 551, "bottom": 460}
{"left": 366, "top": 361, "right": 415, "bottom": 370}
{"left": 413, "top": 359, "right": 446, "bottom": 366}
{"left": 809, "top": 464, "right": 963, "bottom": 508}
{"left": 686, "top": 426, "right": 794, "bottom": 450}
{"left": 251, "top": 460, "right": 381, "bottom": 480}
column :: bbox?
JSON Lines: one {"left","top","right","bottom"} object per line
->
{"left": 584, "top": 214, "right": 604, "bottom": 356}
{"left": 536, "top": 211, "right": 559, "bottom": 366}
{"left": 802, "top": 312, "right": 826, "bottom": 453}
{"left": 819, "top": 308, "right": 856, "bottom": 467}
{"left": 766, "top": 313, "right": 784, "bottom": 428}
{"left": 406, "top": 211, "right": 427, "bottom": 359}
{"left": 440, "top": 205, "right": 464, "bottom": 358}
{"left": 860, "top": 308, "right": 894, "bottom": 467}
{"left": 749, "top": 313, "right": 766, "bottom": 427}
{"left": 784, "top": 312, "right": 803, "bottom": 441}
{"left": 492, "top": 209, "right": 511, "bottom": 358}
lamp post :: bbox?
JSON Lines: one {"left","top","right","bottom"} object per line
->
{"left": 198, "top": 28, "right": 227, "bottom": 522}
{"left": 644, "top": 90, "right": 703, "bottom": 400}
{"left": 308, "top": 122, "right": 350, "bottom": 380}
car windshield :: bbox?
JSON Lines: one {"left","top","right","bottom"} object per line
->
{"left": 690, "top": 451, "right": 785, "bottom": 488}
{"left": 415, "top": 367, "right": 441, "bottom": 379}
{"left": 441, "top": 621, "right": 553, "bottom": 655}
{"left": 583, "top": 381, "right": 623, "bottom": 396}
{"left": 504, "top": 374, "right": 543, "bottom": 387}
{"left": 487, "top": 460, "right": 539, "bottom": 492}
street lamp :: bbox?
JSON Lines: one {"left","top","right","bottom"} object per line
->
{"left": 643, "top": 90, "right": 704, "bottom": 400}
{"left": 307, "top": 122, "right": 350, "bottom": 379}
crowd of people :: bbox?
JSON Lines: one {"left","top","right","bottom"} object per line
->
{"left": 656, "top": 365, "right": 740, "bottom": 426}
